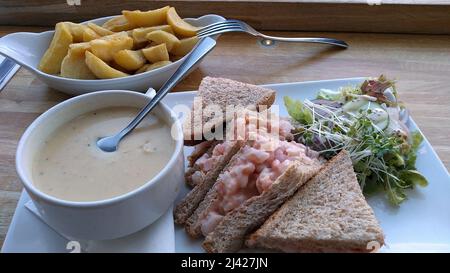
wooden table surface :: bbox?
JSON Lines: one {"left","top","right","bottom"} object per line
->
{"left": 3, "top": 1, "right": 450, "bottom": 34}
{"left": 1, "top": 26, "right": 450, "bottom": 248}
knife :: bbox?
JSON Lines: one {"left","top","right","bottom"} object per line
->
{"left": 0, "top": 57, "right": 20, "bottom": 91}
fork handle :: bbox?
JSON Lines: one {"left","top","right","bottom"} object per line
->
{"left": 258, "top": 34, "right": 348, "bottom": 48}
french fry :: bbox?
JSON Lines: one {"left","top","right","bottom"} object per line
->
{"left": 113, "top": 49, "right": 146, "bottom": 71}
{"left": 68, "top": 42, "right": 91, "bottom": 57}
{"left": 102, "top": 15, "right": 136, "bottom": 32}
{"left": 166, "top": 7, "right": 199, "bottom": 37}
{"left": 136, "top": 60, "right": 172, "bottom": 73}
{"left": 146, "top": 30, "right": 180, "bottom": 51}
{"left": 71, "top": 32, "right": 128, "bottom": 56}
{"left": 39, "top": 7, "right": 199, "bottom": 79}
{"left": 85, "top": 51, "right": 129, "bottom": 79}
{"left": 171, "top": 36, "right": 199, "bottom": 56}
{"left": 131, "top": 25, "right": 173, "bottom": 43}
{"left": 39, "top": 22, "right": 73, "bottom": 74}
{"left": 90, "top": 36, "right": 133, "bottom": 62}
{"left": 87, "top": 23, "right": 114, "bottom": 36}
{"left": 142, "top": 43, "right": 169, "bottom": 63}
{"left": 110, "top": 61, "right": 131, "bottom": 73}
{"left": 61, "top": 52, "right": 96, "bottom": 79}
{"left": 64, "top": 22, "right": 88, "bottom": 42}
{"left": 147, "top": 60, "right": 172, "bottom": 70}
{"left": 122, "top": 6, "right": 170, "bottom": 27}
{"left": 101, "top": 31, "right": 130, "bottom": 40}
{"left": 132, "top": 41, "right": 148, "bottom": 50}
{"left": 135, "top": 64, "right": 151, "bottom": 74}
{"left": 83, "top": 28, "right": 101, "bottom": 42}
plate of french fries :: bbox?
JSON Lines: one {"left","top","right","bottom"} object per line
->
{"left": 0, "top": 6, "right": 224, "bottom": 94}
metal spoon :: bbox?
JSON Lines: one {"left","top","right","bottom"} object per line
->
{"left": 96, "top": 37, "right": 217, "bottom": 152}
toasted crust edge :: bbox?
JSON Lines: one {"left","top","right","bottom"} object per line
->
{"left": 201, "top": 160, "right": 323, "bottom": 253}
{"left": 183, "top": 77, "right": 276, "bottom": 146}
{"left": 245, "top": 150, "right": 385, "bottom": 253}
{"left": 173, "top": 140, "right": 245, "bottom": 225}
{"left": 184, "top": 142, "right": 249, "bottom": 238}
{"left": 185, "top": 140, "right": 221, "bottom": 188}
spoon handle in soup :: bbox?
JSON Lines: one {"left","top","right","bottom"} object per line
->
{"left": 117, "top": 37, "right": 217, "bottom": 139}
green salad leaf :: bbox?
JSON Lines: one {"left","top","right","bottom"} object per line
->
{"left": 399, "top": 170, "right": 428, "bottom": 187}
{"left": 317, "top": 89, "right": 343, "bottom": 101}
{"left": 284, "top": 76, "right": 428, "bottom": 206}
{"left": 404, "top": 131, "right": 423, "bottom": 169}
{"left": 284, "top": 96, "right": 313, "bottom": 125}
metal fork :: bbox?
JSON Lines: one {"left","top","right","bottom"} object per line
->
{"left": 0, "top": 57, "right": 19, "bottom": 92}
{"left": 197, "top": 19, "right": 348, "bottom": 48}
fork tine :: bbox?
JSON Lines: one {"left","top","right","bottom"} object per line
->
{"left": 197, "top": 24, "right": 242, "bottom": 37}
{"left": 197, "top": 26, "right": 244, "bottom": 38}
{"left": 197, "top": 20, "right": 240, "bottom": 31}
{"left": 197, "top": 20, "right": 228, "bottom": 31}
{"left": 197, "top": 21, "right": 241, "bottom": 36}
{"left": 197, "top": 26, "right": 245, "bottom": 39}
{"left": 220, "top": 19, "right": 243, "bottom": 24}
{"left": 220, "top": 19, "right": 248, "bottom": 28}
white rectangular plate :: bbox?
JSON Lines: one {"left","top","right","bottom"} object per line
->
{"left": 1, "top": 191, "right": 175, "bottom": 253}
{"left": 3, "top": 78, "right": 449, "bottom": 252}
{"left": 168, "top": 77, "right": 450, "bottom": 253}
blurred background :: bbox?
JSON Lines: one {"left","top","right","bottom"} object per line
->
{"left": 1, "top": 0, "right": 449, "bottom": 34}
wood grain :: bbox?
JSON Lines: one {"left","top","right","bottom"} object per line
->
{"left": 1, "top": 0, "right": 450, "bottom": 34}
{"left": 0, "top": 191, "right": 21, "bottom": 245}
{"left": 1, "top": 26, "right": 450, "bottom": 248}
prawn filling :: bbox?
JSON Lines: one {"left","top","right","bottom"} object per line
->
{"left": 190, "top": 112, "right": 293, "bottom": 185}
{"left": 200, "top": 134, "right": 319, "bottom": 236}
{"left": 191, "top": 141, "right": 235, "bottom": 185}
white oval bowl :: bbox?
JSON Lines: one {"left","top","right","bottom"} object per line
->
{"left": 15, "top": 90, "right": 185, "bottom": 240}
{"left": 0, "top": 14, "right": 224, "bottom": 95}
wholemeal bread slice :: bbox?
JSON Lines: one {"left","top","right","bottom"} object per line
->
{"left": 184, "top": 142, "right": 252, "bottom": 238}
{"left": 179, "top": 110, "right": 292, "bottom": 223}
{"left": 185, "top": 140, "right": 221, "bottom": 187}
{"left": 183, "top": 77, "right": 276, "bottom": 146}
{"left": 186, "top": 141, "right": 323, "bottom": 240}
{"left": 184, "top": 142, "right": 253, "bottom": 237}
{"left": 201, "top": 161, "right": 323, "bottom": 253}
{"left": 245, "top": 150, "right": 384, "bottom": 253}
{"left": 174, "top": 140, "right": 245, "bottom": 225}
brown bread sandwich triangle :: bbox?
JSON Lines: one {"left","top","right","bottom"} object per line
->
{"left": 176, "top": 110, "right": 295, "bottom": 225}
{"left": 183, "top": 77, "right": 276, "bottom": 146}
{"left": 174, "top": 77, "right": 277, "bottom": 224}
{"left": 245, "top": 150, "right": 385, "bottom": 253}
{"left": 174, "top": 140, "right": 245, "bottom": 224}
{"left": 186, "top": 134, "right": 324, "bottom": 252}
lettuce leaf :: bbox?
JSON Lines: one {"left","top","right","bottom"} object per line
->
{"left": 399, "top": 170, "right": 428, "bottom": 187}
{"left": 283, "top": 96, "right": 313, "bottom": 125}
{"left": 317, "top": 89, "right": 343, "bottom": 101}
{"left": 405, "top": 131, "right": 423, "bottom": 169}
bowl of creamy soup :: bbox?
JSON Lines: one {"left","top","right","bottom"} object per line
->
{"left": 16, "top": 90, "right": 184, "bottom": 240}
